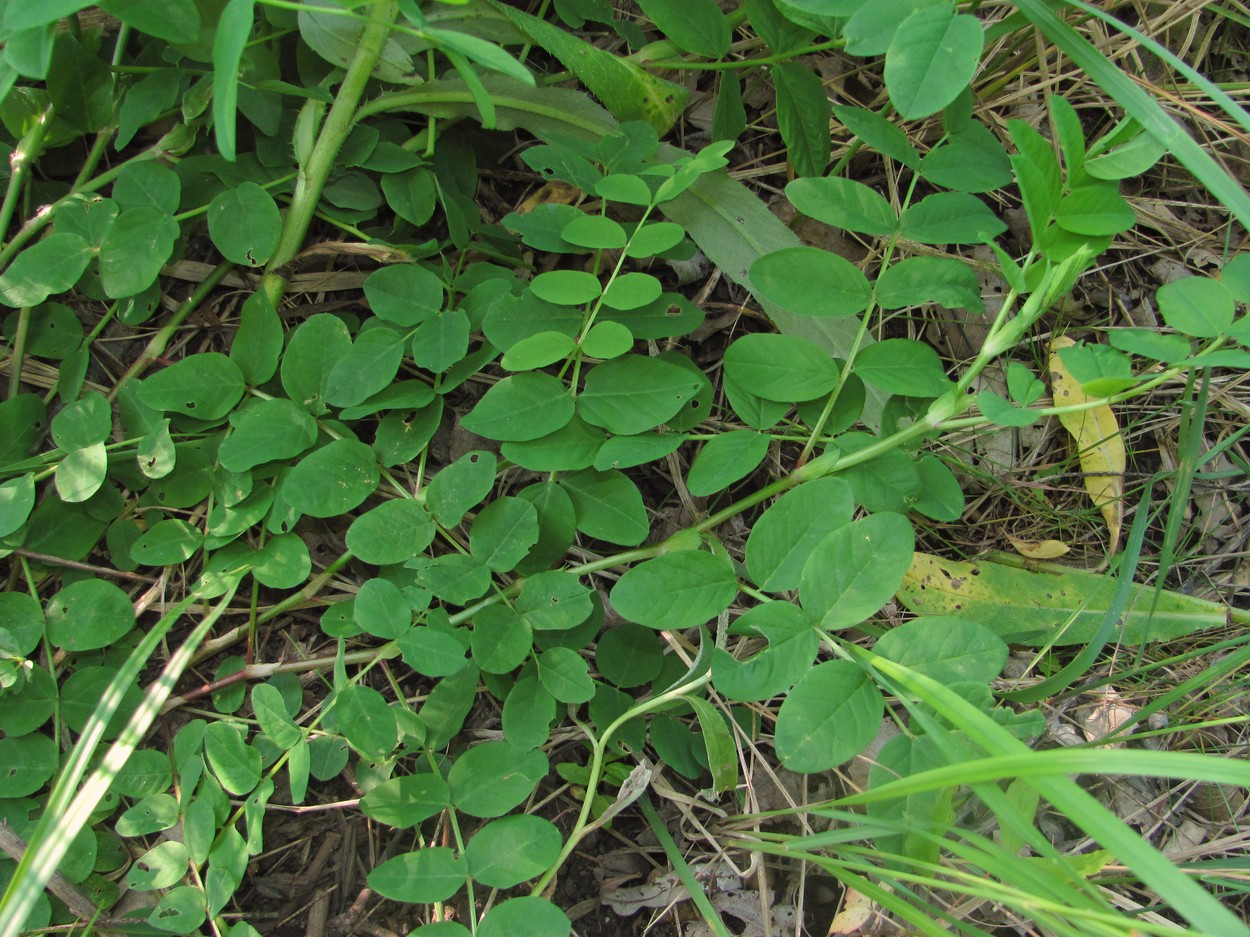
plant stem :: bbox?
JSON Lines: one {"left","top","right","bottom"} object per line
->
{"left": 0, "top": 104, "right": 53, "bottom": 254}
{"left": 5, "top": 308, "right": 31, "bottom": 400}
{"left": 262, "top": 1, "right": 397, "bottom": 305}
{"left": 108, "top": 260, "right": 235, "bottom": 399}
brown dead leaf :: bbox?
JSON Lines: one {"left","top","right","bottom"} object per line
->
{"left": 1080, "top": 687, "right": 1136, "bottom": 747}
{"left": 515, "top": 180, "right": 581, "bottom": 214}
{"left": 1007, "top": 536, "right": 1071, "bottom": 559}
{"left": 828, "top": 887, "right": 877, "bottom": 934}
{"left": 1048, "top": 336, "right": 1126, "bottom": 550}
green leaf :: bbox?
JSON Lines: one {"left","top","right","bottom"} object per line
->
{"left": 686, "top": 430, "right": 769, "bottom": 496}
{"left": 211, "top": 0, "right": 253, "bottom": 161}
{"left": 347, "top": 499, "right": 436, "bottom": 566}
{"left": 874, "top": 615, "right": 1008, "bottom": 686}
{"left": 637, "top": 0, "right": 731, "bottom": 57}
{"left": 478, "top": 897, "right": 571, "bottom": 937}
{"left": 593, "top": 432, "right": 685, "bottom": 471}
{"left": 580, "top": 321, "right": 634, "bottom": 359}
{"left": 1009, "top": 120, "right": 1062, "bottom": 242}
{"left": 749, "top": 246, "right": 872, "bottom": 316}
{"left": 884, "top": 6, "right": 983, "bottom": 120}
{"left": 1107, "top": 328, "right": 1191, "bottom": 362}
{"left": 686, "top": 695, "right": 737, "bottom": 792}
{"left": 712, "top": 602, "right": 819, "bottom": 702}
{"left": 284, "top": 438, "right": 380, "bottom": 518}
{"left": 625, "top": 221, "right": 686, "bottom": 259}
{"left": 562, "top": 214, "right": 627, "bottom": 249}
{"left": 204, "top": 723, "right": 262, "bottom": 794}
{"left": 1057, "top": 342, "right": 1136, "bottom": 396}
{"left": 462, "top": 373, "right": 575, "bottom": 441}
{"left": 772, "top": 62, "right": 830, "bottom": 178}
{"left": 230, "top": 291, "right": 284, "bottom": 385}
{"left": 775, "top": 660, "right": 884, "bottom": 772}
{"left": 0, "top": 732, "right": 57, "bottom": 796}
{"left": 101, "top": 0, "right": 201, "bottom": 44}
{"left": 131, "top": 518, "right": 203, "bottom": 566}
{"left": 494, "top": 4, "right": 689, "bottom": 133}
{"left": 786, "top": 176, "right": 896, "bottom": 235}
{"left": 596, "top": 624, "right": 664, "bottom": 688}
{"left": 517, "top": 570, "right": 595, "bottom": 631}
{"left": 1055, "top": 185, "right": 1136, "bottom": 236}
{"left": 898, "top": 192, "right": 1006, "bottom": 244}
{"left": 139, "top": 352, "right": 245, "bottom": 420}
{"left": 410, "top": 554, "right": 491, "bottom": 605}
{"left": 0, "top": 473, "right": 35, "bottom": 537}
{"left": 252, "top": 684, "right": 302, "bottom": 750}
{"left": 712, "top": 72, "right": 746, "bottom": 142}
{"left": 219, "top": 399, "right": 318, "bottom": 472}
{"left": 611, "top": 552, "right": 738, "bottom": 630}
{"left": 745, "top": 477, "right": 854, "bottom": 592}
{"left": 209, "top": 180, "right": 279, "bottom": 265}
{"left": 470, "top": 605, "right": 532, "bottom": 674}
{"left": 353, "top": 578, "right": 412, "bottom": 640}
{"left": 398, "top": 626, "right": 471, "bottom": 677}
{"left": 425, "top": 450, "right": 497, "bottom": 526}
{"left": 332, "top": 685, "right": 398, "bottom": 758}
{"left": 578, "top": 355, "right": 702, "bottom": 434}
{"left": 361, "top": 773, "right": 451, "bottom": 827}
{"left": 368, "top": 848, "right": 468, "bottom": 903}
{"left": 501, "top": 331, "right": 576, "bottom": 372}
{"left": 116, "top": 793, "right": 181, "bottom": 837}
{"left": 800, "top": 512, "right": 915, "bottom": 629}
{"left": 875, "top": 256, "right": 983, "bottom": 311}
{"left": 45, "top": 578, "right": 134, "bottom": 652}
{"left": 411, "top": 309, "right": 470, "bottom": 373}
{"left": 854, "top": 339, "right": 952, "bottom": 397}
{"left": 559, "top": 468, "right": 650, "bottom": 545}
{"left": 911, "top": 454, "right": 965, "bottom": 522}
{"left": 601, "top": 272, "right": 663, "bottom": 311}
{"left": 51, "top": 392, "right": 110, "bottom": 450}
{"left": 1084, "top": 130, "right": 1167, "bottom": 180}
{"left": 723, "top": 333, "right": 840, "bottom": 402}
{"left": 381, "top": 167, "right": 436, "bottom": 225}
{"left": 538, "top": 646, "right": 596, "bottom": 703}
{"left": 99, "top": 207, "right": 178, "bottom": 299}
{"left": 501, "top": 415, "right": 604, "bottom": 472}
{"left": 503, "top": 676, "right": 557, "bottom": 750}
{"left": 129, "top": 840, "right": 190, "bottom": 891}
{"left": 833, "top": 105, "right": 921, "bottom": 168}
{"left": 845, "top": 0, "right": 942, "bottom": 56}
{"left": 281, "top": 313, "right": 353, "bottom": 413}
{"left": 0, "top": 233, "right": 92, "bottom": 308}
{"left": 364, "top": 264, "right": 443, "bottom": 326}
{"left": 54, "top": 442, "right": 106, "bottom": 503}
{"left": 919, "top": 123, "right": 1014, "bottom": 193}
{"left": 466, "top": 815, "right": 562, "bottom": 888}
{"left": 531, "top": 269, "right": 602, "bottom": 305}
{"left": 325, "top": 328, "right": 406, "bottom": 408}
{"left": 1156, "top": 276, "right": 1235, "bottom": 338}
{"left": 448, "top": 742, "right": 549, "bottom": 818}
{"left": 470, "top": 497, "right": 540, "bottom": 572}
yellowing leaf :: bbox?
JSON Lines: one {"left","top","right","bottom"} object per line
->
{"left": 1007, "top": 536, "right": 1070, "bottom": 559}
{"left": 1049, "top": 336, "right": 1125, "bottom": 549}
{"left": 897, "top": 552, "right": 1229, "bottom": 646}
{"left": 515, "top": 181, "right": 581, "bottom": 214}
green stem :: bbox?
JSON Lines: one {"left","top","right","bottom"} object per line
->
{"left": 5, "top": 308, "right": 31, "bottom": 401}
{"left": 108, "top": 260, "right": 235, "bottom": 399}
{"left": 0, "top": 104, "right": 53, "bottom": 253}
{"left": 263, "top": 1, "right": 397, "bottom": 305}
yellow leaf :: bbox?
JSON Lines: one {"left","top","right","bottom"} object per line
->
{"left": 1007, "top": 536, "right": 1071, "bottom": 559}
{"left": 514, "top": 181, "right": 581, "bottom": 215}
{"left": 1048, "top": 336, "right": 1126, "bottom": 550}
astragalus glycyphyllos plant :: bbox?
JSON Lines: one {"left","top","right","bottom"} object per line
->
{"left": 0, "top": 1, "right": 1247, "bottom": 935}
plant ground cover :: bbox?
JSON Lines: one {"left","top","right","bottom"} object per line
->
{"left": 1, "top": 1, "right": 1250, "bottom": 935}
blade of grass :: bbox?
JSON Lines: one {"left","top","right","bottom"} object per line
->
{"left": 847, "top": 648, "right": 1250, "bottom": 937}
{"left": 0, "top": 578, "right": 242, "bottom": 937}
{"left": 1011, "top": 0, "right": 1250, "bottom": 231}
{"left": 638, "top": 795, "right": 732, "bottom": 937}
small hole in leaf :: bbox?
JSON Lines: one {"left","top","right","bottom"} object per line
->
{"left": 665, "top": 305, "right": 680, "bottom": 317}
{"left": 185, "top": 401, "right": 196, "bottom": 410}
{"left": 469, "top": 453, "right": 480, "bottom": 463}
